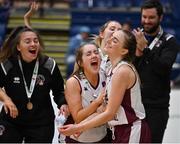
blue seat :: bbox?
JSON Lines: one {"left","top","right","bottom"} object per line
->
{"left": 132, "top": 0, "right": 144, "bottom": 7}
{"left": 93, "top": 0, "right": 113, "bottom": 8}
{"left": 171, "top": 0, "right": 180, "bottom": 19}
{"left": 113, "top": 0, "right": 132, "bottom": 7}
{"left": 161, "top": 0, "right": 170, "bottom": 8}
{"left": 70, "top": 0, "right": 89, "bottom": 9}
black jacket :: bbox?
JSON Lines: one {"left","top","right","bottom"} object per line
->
{"left": 0, "top": 55, "right": 66, "bottom": 126}
{"left": 134, "top": 32, "right": 179, "bottom": 108}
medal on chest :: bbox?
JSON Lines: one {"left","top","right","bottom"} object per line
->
{"left": 27, "top": 101, "right": 33, "bottom": 110}
{"left": 18, "top": 58, "right": 39, "bottom": 110}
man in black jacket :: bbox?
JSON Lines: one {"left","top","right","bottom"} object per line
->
{"left": 133, "top": 0, "right": 179, "bottom": 143}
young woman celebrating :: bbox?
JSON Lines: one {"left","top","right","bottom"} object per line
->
{"left": 59, "top": 30, "right": 151, "bottom": 143}
{"left": 0, "top": 26, "right": 67, "bottom": 143}
{"left": 64, "top": 42, "right": 109, "bottom": 143}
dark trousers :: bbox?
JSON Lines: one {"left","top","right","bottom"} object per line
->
{"left": 0, "top": 120, "right": 54, "bottom": 143}
{"left": 145, "top": 107, "right": 169, "bottom": 143}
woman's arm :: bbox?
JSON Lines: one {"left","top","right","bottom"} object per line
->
{"left": 0, "top": 88, "right": 18, "bottom": 118}
{"left": 59, "top": 65, "right": 135, "bottom": 136}
{"left": 65, "top": 77, "right": 103, "bottom": 124}
{"left": 24, "top": 1, "right": 38, "bottom": 28}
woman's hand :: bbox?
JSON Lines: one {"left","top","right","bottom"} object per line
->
{"left": 58, "top": 124, "right": 80, "bottom": 136}
{"left": 96, "top": 104, "right": 106, "bottom": 113}
{"left": 94, "top": 88, "right": 106, "bottom": 105}
{"left": 24, "top": 1, "right": 39, "bottom": 28}
{"left": 3, "top": 98, "right": 18, "bottom": 118}
{"left": 59, "top": 104, "right": 70, "bottom": 118}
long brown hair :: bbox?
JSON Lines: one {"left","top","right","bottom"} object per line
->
{"left": 0, "top": 26, "right": 44, "bottom": 62}
{"left": 122, "top": 30, "right": 137, "bottom": 62}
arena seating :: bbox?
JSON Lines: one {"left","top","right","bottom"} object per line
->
{"left": 5, "top": 0, "right": 180, "bottom": 79}
{"left": 70, "top": 0, "right": 180, "bottom": 44}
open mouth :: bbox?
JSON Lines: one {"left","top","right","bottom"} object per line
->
{"left": 91, "top": 61, "right": 98, "bottom": 66}
{"left": 29, "top": 49, "right": 36, "bottom": 54}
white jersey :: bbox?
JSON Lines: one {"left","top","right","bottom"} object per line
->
{"left": 99, "top": 48, "right": 112, "bottom": 76}
{"left": 70, "top": 71, "right": 107, "bottom": 142}
{"left": 106, "top": 61, "right": 145, "bottom": 126}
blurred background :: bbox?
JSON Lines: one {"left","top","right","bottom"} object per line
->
{"left": 0, "top": 0, "right": 180, "bottom": 143}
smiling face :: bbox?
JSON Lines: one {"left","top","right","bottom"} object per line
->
{"left": 80, "top": 43, "right": 101, "bottom": 75}
{"left": 100, "top": 21, "right": 122, "bottom": 47}
{"left": 104, "top": 30, "right": 128, "bottom": 59}
{"left": 141, "top": 8, "right": 162, "bottom": 34}
{"left": 17, "top": 31, "right": 40, "bottom": 62}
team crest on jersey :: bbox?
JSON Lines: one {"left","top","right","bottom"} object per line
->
{"left": 13, "top": 77, "right": 20, "bottom": 84}
{"left": 0, "top": 125, "right": 5, "bottom": 136}
{"left": 102, "top": 81, "right": 106, "bottom": 87}
{"left": 36, "top": 74, "right": 45, "bottom": 86}
{"left": 155, "top": 40, "right": 162, "bottom": 47}
{"left": 84, "top": 87, "right": 88, "bottom": 91}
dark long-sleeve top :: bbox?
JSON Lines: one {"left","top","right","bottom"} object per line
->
{"left": 0, "top": 55, "right": 66, "bottom": 126}
{"left": 134, "top": 31, "right": 179, "bottom": 108}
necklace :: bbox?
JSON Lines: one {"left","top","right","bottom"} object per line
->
{"left": 148, "top": 26, "right": 163, "bottom": 50}
{"left": 18, "top": 58, "right": 39, "bottom": 110}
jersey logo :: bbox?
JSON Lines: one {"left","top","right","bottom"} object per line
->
{"left": 13, "top": 77, "right": 20, "bottom": 84}
{"left": 36, "top": 74, "right": 45, "bottom": 86}
{"left": 0, "top": 125, "right": 5, "bottom": 136}
{"left": 84, "top": 87, "right": 88, "bottom": 91}
{"left": 155, "top": 40, "right": 162, "bottom": 47}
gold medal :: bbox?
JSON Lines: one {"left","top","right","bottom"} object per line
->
{"left": 27, "top": 102, "right": 33, "bottom": 110}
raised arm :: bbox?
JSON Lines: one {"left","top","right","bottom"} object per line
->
{"left": 24, "top": 1, "right": 38, "bottom": 29}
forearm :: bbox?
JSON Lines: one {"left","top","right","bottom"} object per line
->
{"left": 0, "top": 88, "right": 11, "bottom": 102}
{"left": 135, "top": 48, "right": 144, "bottom": 57}
{"left": 24, "top": 1, "right": 39, "bottom": 29}
{"left": 75, "top": 100, "right": 101, "bottom": 124}
{"left": 77, "top": 110, "right": 112, "bottom": 132}
{"left": 24, "top": 14, "right": 31, "bottom": 29}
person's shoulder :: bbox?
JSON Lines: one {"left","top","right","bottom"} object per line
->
{"left": 115, "top": 63, "right": 133, "bottom": 79}
{"left": 40, "top": 55, "right": 56, "bottom": 74}
{"left": 66, "top": 75, "right": 80, "bottom": 88}
{"left": 163, "top": 32, "right": 175, "bottom": 41}
{"left": 0, "top": 58, "right": 13, "bottom": 75}
{"left": 118, "top": 64, "right": 132, "bottom": 72}
{"left": 40, "top": 55, "right": 56, "bottom": 64}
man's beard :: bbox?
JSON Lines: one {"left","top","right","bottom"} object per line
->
{"left": 143, "top": 22, "right": 160, "bottom": 34}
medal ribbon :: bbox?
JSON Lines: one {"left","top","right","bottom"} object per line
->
{"left": 148, "top": 26, "right": 163, "bottom": 50}
{"left": 18, "top": 58, "right": 39, "bottom": 100}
